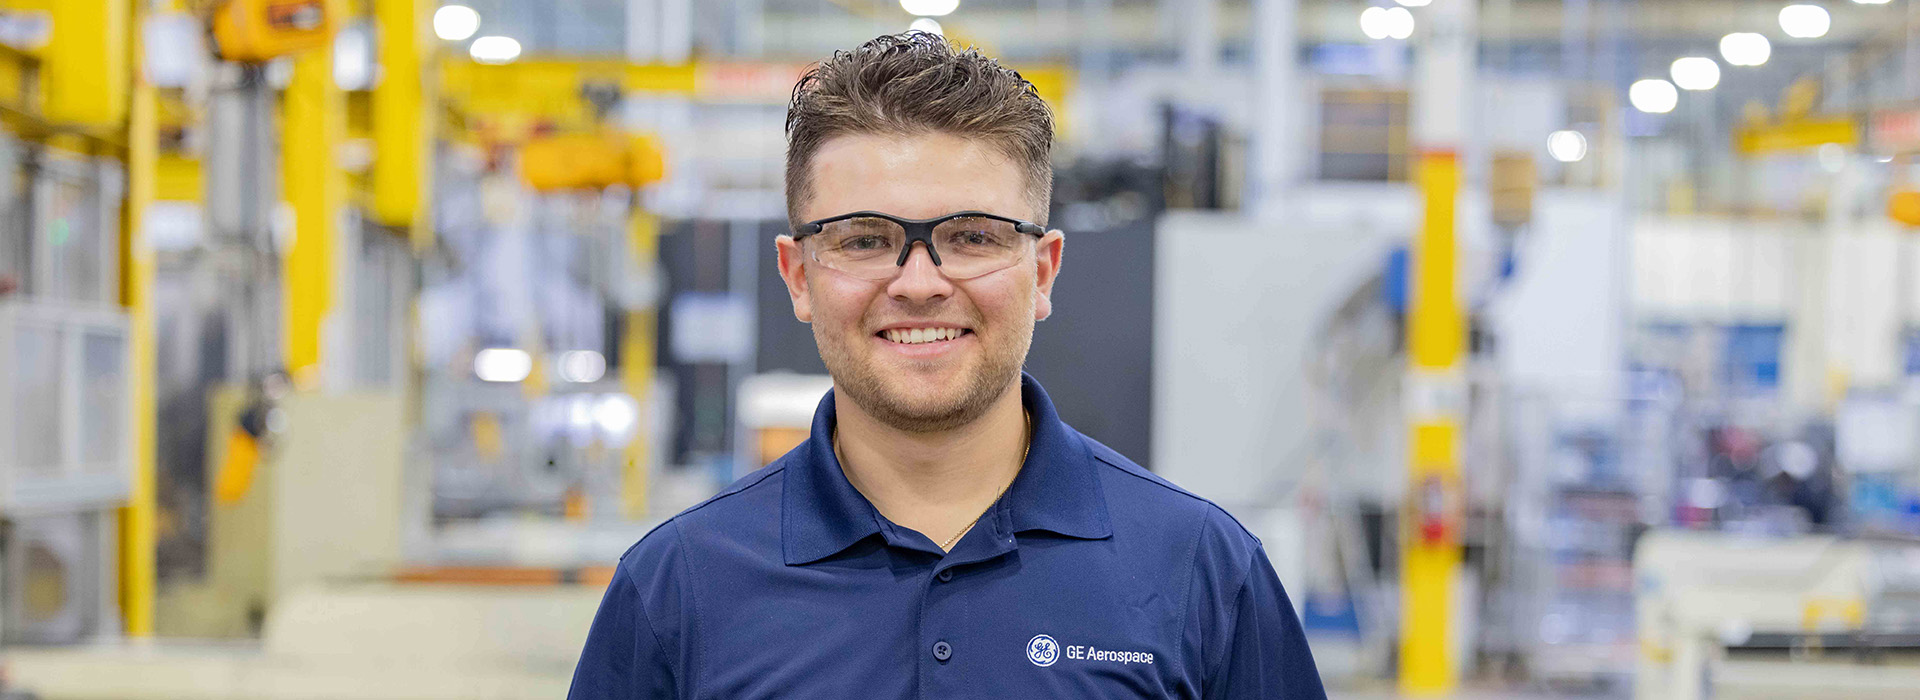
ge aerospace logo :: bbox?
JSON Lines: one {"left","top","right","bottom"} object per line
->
{"left": 1027, "top": 634, "right": 1060, "bottom": 667}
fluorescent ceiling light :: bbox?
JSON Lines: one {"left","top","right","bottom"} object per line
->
{"left": 557, "top": 350, "right": 607, "bottom": 384}
{"left": 1779, "top": 4, "right": 1831, "bottom": 39}
{"left": 1547, "top": 131, "right": 1588, "bottom": 163}
{"left": 1629, "top": 79, "right": 1678, "bottom": 114}
{"left": 1720, "top": 32, "right": 1771, "bottom": 67}
{"left": 433, "top": 5, "right": 480, "bottom": 42}
{"left": 475, "top": 348, "right": 532, "bottom": 383}
{"left": 1670, "top": 57, "right": 1721, "bottom": 91}
{"left": 900, "top": 0, "right": 959, "bottom": 17}
{"left": 469, "top": 35, "right": 521, "bottom": 65}
{"left": 1360, "top": 6, "right": 1414, "bottom": 41}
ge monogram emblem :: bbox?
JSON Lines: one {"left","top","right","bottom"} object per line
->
{"left": 1026, "top": 634, "right": 1060, "bottom": 667}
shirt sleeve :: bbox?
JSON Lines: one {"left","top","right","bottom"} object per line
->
{"left": 567, "top": 545, "right": 681, "bottom": 699}
{"left": 1203, "top": 544, "right": 1327, "bottom": 700}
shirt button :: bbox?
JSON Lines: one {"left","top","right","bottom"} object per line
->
{"left": 932, "top": 640, "right": 953, "bottom": 662}
{"left": 937, "top": 569, "right": 953, "bottom": 582}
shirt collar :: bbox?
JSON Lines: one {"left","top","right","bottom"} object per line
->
{"left": 782, "top": 372, "right": 1113, "bottom": 566}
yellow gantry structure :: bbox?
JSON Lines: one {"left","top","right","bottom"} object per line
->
{"left": 372, "top": 0, "right": 431, "bottom": 243}
{"left": 19, "top": 0, "right": 129, "bottom": 127}
{"left": 283, "top": 40, "right": 344, "bottom": 384}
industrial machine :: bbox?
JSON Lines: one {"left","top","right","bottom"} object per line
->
{"left": 1635, "top": 530, "right": 1920, "bottom": 700}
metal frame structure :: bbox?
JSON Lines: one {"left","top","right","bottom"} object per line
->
{"left": 0, "top": 302, "right": 133, "bottom": 514}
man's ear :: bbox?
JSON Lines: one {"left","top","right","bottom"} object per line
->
{"left": 775, "top": 236, "right": 813, "bottom": 322}
{"left": 1033, "top": 230, "right": 1064, "bottom": 321}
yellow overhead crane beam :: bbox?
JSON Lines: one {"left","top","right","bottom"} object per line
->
{"left": 438, "top": 58, "right": 1071, "bottom": 136}
{"left": 0, "top": 0, "right": 129, "bottom": 127}
{"left": 282, "top": 18, "right": 343, "bottom": 385}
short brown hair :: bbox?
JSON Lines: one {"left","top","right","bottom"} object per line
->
{"left": 784, "top": 32, "right": 1054, "bottom": 228}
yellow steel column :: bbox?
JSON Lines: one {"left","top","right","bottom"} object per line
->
{"left": 373, "top": 0, "right": 429, "bottom": 244}
{"left": 1399, "top": 0, "right": 1472, "bottom": 694}
{"left": 118, "top": 0, "right": 157, "bottom": 638}
{"left": 621, "top": 211, "right": 659, "bottom": 519}
{"left": 1400, "top": 153, "right": 1464, "bottom": 694}
{"left": 283, "top": 41, "right": 342, "bottom": 384}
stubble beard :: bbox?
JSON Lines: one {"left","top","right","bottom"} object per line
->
{"left": 814, "top": 296, "right": 1033, "bottom": 434}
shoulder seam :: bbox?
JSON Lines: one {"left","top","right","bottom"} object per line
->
{"left": 1086, "top": 449, "right": 1260, "bottom": 543}
{"left": 674, "top": 515, "right": 709, "bottom": 696}
{"left": 1201, "top": 544, "right": 1261, "bottom": 686}
{"left": 1174, "top": 487, "right": 1207, "bottom": 684}
{"left": 620, "top": 464, "right": 787, "bottom": 561}
{"left": 626, "top": 523, "right": 681, "bottom": 696}
{"left": 678, "top": 463, "right": 786, "bottom": 518}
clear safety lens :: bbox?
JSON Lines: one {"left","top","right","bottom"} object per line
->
{"left": 808, "top": 216, "right": 1028, "bottom": 280}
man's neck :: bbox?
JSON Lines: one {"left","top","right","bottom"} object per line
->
{"left": 833, "top": 379, "right": 1028, "bottom": 550}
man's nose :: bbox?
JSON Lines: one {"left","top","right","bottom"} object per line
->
{"left": 886, "top": 242, "right": 952, "bottom": 302}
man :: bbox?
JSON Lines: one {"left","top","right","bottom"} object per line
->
{"left": 569, "top": 32, "right": 1323, "bottom": 699}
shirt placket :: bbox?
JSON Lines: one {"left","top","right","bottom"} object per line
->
{"left": 919, "top": 505, "right": 1019, "bottom": 698}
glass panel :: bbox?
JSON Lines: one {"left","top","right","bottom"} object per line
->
{"left": 41, "top": 168, "right": 105, "bottom": 304}
{"left": 14, "top": 324, "right": 64, "bottom": 473}
{"left": 80, "top": 331, "right": 125, "bottom": 465}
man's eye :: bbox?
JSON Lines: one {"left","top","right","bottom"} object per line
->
{"left": 842, "top": 235, "right": 891, "bottom": 251}
{"left": 947, "top": 230, "right": 1005, "bottom": 247}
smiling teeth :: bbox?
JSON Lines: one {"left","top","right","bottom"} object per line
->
{"left": 885, "top": 328, "right": 963, "bottom": 344}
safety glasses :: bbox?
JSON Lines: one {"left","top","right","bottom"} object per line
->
{"left": 793, "top": 210, "right": 1045, "bottom": 281}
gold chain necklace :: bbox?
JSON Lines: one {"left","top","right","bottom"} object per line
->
{"left": 836, "top": 409, "right": 1032, "bottom": 553}
{"left": 939, "top": 411, "right": 1030, "bottom": 552}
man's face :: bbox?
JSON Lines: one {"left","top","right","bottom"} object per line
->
{"left": 776, "top": 132, "right": 1064, "bottom": 433}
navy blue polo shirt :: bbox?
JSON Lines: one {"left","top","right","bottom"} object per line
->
{"left": 568, "top": 374, "right": 1324, "bottom": 699}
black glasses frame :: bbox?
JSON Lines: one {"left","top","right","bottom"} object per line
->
{"left": 793, "top": 210, "right": 1045, "bottom": 267}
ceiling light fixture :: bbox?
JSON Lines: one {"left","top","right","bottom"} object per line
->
{"left": 1360, "top": 7, "right": 1390, "bottom": 40}
{"left": 1384, "top": 7, "right": 1415, "bottom": 39}
{"left": 1720, "top": 32, "right": 1771, "bottom": 67}
{"left": 1670, "top": 57, "right": 1721, "bottom": 91}
{"left": 469, "top": 35, "right": 521, "bottom": 64}
{"left": 475, "top": 348, "right": 532, "bottom": 383}
{"left": 1629, "top": 79, "right": 1679, "bottom": 114}
{"left": 1547, "top": 131, "right": 1588, "bottom": 163}
{"left": 1779, "top": 4, "right": 1831, "bottom": 39}
{"left": 900, "top": 0, "right": 959, "bottom": 17}
{"left": 1361, "top": 6, "right": 1415, "bottom": 41}
{"left": 433, "top": 5, "right": 480, "bottom": 42}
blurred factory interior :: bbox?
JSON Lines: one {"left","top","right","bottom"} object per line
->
{"left": 11, "top": 0, "right": 1920, "bottom": 698}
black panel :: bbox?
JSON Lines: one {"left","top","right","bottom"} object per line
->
{"left": 755, "top": 220, "right": 829, "bottom": 375}
{"left": 1023, "top": 219, "right": 1154, "bottom": 464}
{"left": 658, "top": 220, "right": 739, "bottom": 463}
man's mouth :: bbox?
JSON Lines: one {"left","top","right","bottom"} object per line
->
{"left": 878, "top": 327, "right": 973, "bottom": 345}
